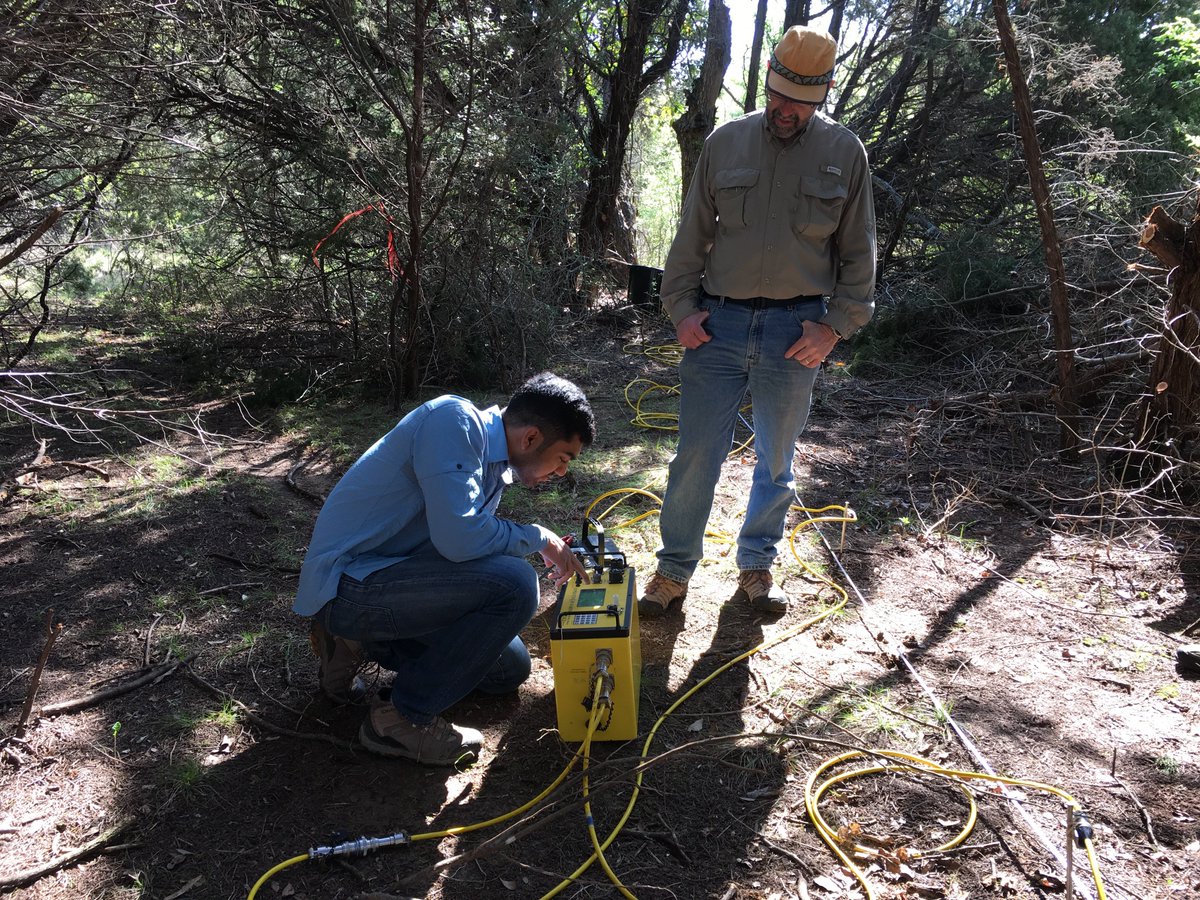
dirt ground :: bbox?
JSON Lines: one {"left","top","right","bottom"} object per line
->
{"left": 1, "top": 314, "right": 1198, "bottom": 900}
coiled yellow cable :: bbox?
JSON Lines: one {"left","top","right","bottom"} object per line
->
{"left": 805, "top": 749, "right": 1108, "bottom": 900}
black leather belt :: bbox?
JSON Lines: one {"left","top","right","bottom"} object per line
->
{"left": 719, "top": 295, "right": 821, "bottom": 308}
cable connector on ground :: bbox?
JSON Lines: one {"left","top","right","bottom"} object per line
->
{"left": 309, "top": 832, "right": 410, "bottom": 859}
{"left": 1073, "top": 810, "right": 1094, "bottom": 848}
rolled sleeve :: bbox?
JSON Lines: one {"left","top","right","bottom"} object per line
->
{"left": 660, "top": 142, "right": 716, "bottom": 327}
{"left": 822, "top": 143, "right": 877, "bottom": 340}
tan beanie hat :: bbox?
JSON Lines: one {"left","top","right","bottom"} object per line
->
{"left": 766, "top": 25, "right": 836, "bottom": 104}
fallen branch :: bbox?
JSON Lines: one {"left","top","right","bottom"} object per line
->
{"left": 40, "top": 653, "right": 197, "bottom": 717}
{"left": 161, "top": 874, "right": 205, "bottom": 900}
{"left": 184, "top": 666, "right": 356, "bottom": 751}
{"left": 285, "top": 452, "right": 325, "bottom": 505}
{"left": 17, "top": 609, "right": 61, "bottom": 736}
{"left": 0, "top": 819, "right": 133, "bottom": 890}
{"left": 982, "top": 484, "right": 1053, "bottom": 525}
{"left": 1112, "top": 775, "right": 1159, "bottom": 847}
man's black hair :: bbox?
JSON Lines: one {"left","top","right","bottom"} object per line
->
{"left": 505, "top": 372, "right": 596, "bottom": 448}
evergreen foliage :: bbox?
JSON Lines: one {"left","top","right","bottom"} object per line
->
{"left": 1, "top": 0, "right": 1195, "bottom": 415}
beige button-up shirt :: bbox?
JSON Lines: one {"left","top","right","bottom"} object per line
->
{"left": 660, "top": 110, "right": 876, "bottom": 339}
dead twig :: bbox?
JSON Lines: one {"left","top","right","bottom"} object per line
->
{"left": 17, "top": 609, "right": 61, "bottom": 736}
{"left": 143, "top": 614, "right": 164, "bottom": 668}
{"left": 0, "top": 819, "right": 133, "bottom": 890}
{"left": 759, "top": 834, "right": 809, "bottom": 870}
{"left": 208, "top": 552, "right": 299, "bottom": 575}
{"left": 40, "top": 653, "right": 197, "bottom": 717}
{"left": 196, "top": 581, "right": 263, "bottom": 596}
{"left": 1112, "top": 776, "right": 1159, "bottom": 847}
{"left": 161, "top": 874, "right": 205, "bottom": 900}
{"left": 285, "top": 452, "right": 325, "bottom": 505}
{"left": 184, "top": 665, "right": 356, "bottom": 751}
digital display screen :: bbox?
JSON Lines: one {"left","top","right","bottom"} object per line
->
{"left": 575, "top": 586, "right": 608, "bottom": 608}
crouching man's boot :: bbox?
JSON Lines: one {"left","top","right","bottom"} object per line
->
{"left": 358, "top": 700, "right": 483, "bottom": 766}
{"left": 310, "top": 621, "right": 368, "bottom": 704}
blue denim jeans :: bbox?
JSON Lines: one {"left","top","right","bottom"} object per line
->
{"left": 315, "top": 547, "right": 539, "bottom": 724}
{"left": 656, "top": 293, "right": 825, "bottom": 581}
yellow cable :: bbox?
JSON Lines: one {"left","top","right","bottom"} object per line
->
{"left": 583, "top": 487, "right": 736, "bottom": 548}
{"left": 246, "top": 854, "right": 308, "bottom": 900}
{"left": 581, "top": 678, "right": 636, "bottom": 899}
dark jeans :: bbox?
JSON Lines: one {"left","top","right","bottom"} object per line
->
{"left": 316, "top": 548, "right": 539, "bottom": 724}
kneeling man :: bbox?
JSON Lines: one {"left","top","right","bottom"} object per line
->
{"left": 294, "top": 373, "right": 594, "bottom": 765}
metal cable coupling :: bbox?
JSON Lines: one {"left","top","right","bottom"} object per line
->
{"left": 1073, "top": 810, "right": 1094, "bottom": 848}
{"left": 586, "top": 650, "right": 616, "bottom": 730}
{"left": 308, "top": 832, "right": 410, "bottom": 859}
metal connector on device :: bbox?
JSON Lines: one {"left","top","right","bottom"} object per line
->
{"left": 593, "top": 648, "right": 615, "bottom": 706}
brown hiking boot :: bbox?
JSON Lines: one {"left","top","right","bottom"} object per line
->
{"left": 735, "top": 569, "right": 788, "bottom": 614}
{"left": 310, "top": 621, "right": 367, "bottom": 704}
{"left": 358, "top": 700, "right": 483, "bottom": 766}
{"left": 638, "top": 573, "right": 688, "bottom": 618}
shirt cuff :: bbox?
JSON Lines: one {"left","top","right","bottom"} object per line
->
{"left": 819, "top": 319, "right": 847, "bottom": 340}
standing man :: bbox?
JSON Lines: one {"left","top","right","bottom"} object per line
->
{"left": 295, "top": 373, "right": 595, "bottom": 765}
{"left": 639, "top": 25, "right": 875, "bottom": 618}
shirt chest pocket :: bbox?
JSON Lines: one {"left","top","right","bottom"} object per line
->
{"left": 714, "top": 167, "right": 759, "bottom": 230}
{"left": 794, "top": 175, "right": 847, "bottom": 239}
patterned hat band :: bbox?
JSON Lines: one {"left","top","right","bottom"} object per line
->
{"left": 768, "top": 54, "right": 833, "bottom": 85}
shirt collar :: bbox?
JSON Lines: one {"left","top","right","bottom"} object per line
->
{"left": 759, "top": 108, "right": 822, "bottom": 146}
{"left": 480, "top": 405, "right": 515, "bottom": 484}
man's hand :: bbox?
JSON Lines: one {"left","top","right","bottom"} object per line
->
{"left": 541, "top": 534, "right": 591, "bottom": 589}
{"left": 675, "top": 310, "right": 712, "bottom": 350}
{"left": 784, "top": 321, "right": 838, "bottom": 368}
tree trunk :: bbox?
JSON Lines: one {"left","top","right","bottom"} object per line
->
{"left": 864, "top": 0, "right": 940, "bottom": 153}
{"left": 397, "top": 0, "right": 430, "bottom": 403}
{"left": 674, "top": 0, "right": 731, "bottom": 206}
{"left": 993, "top": 0, "right": 1079, "bottom": 452}
{"left": 577, "top": 0, "right": 688, "bottom": 268}
{"left": 782, "top": 0, "right": 810, "bottom": 28}
{"left": 742, "top": 0, "right": 769, "bottom": 113}
{"left": 1137, "top": 202, "right": 1200, "bottom": 449}
{"left": 827, "top": 0, "right": 847, "bottom": 40}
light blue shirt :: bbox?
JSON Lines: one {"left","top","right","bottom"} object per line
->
{"left": 293, "top": 396, "right": 552, "bottom": 616}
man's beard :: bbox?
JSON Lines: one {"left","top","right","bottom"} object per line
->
{"left": 767, "top": 110, "right": 804, "bottom": 140}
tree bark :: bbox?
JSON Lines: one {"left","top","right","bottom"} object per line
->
{"left": 674, "top": 0, "right": 731, "bottom": 206}
{"left": 828, "top": 0, "right": 847, "bottom": 40}
{"left": 577, "top": 0, "right": 689, "bottom": 268}
{"left": 783, "top": 0, "right": 810, "bottom": 28}
{"left": 993, "top": 0, "right": 1079, "bottom": 452}
{"left": 743, "top": 0, "right": 769, "bottom": 113}
{"left": 1138, "top": 202, "right": 1200, "bottom": 446}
